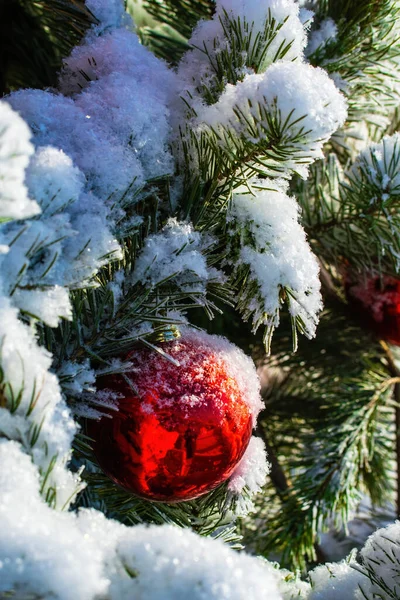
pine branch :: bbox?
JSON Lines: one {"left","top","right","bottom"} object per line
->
{"left": 137, "top": 25, "right": 190, "bottom": 65}
{"left": 0, "top": 0, "right": 95, "bottom": 93}
{"left": 246, "top": 304, "right": 396, "bottom": 570}
{"left": 379, "top": 342, "right": 400, "bottom": 519}
{"left": 142, "top": 0, "right": 214, "bottom": 41}
{"left": 309, "top": 0, "right": 400, "bottom": 128}
{"left": 297, "top": 152, "right": 400, "bottom": 274}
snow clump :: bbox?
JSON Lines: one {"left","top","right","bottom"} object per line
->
{"left": 228, "top": 180, "right": 322, "bottom": 337}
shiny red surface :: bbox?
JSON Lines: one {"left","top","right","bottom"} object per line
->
{"left": 346, "top": 274, "right": 400, "bottom": 346}
{"left": 88, "top": 340, "right": 253, "bottom": 502}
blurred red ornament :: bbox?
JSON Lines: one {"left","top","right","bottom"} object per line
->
{"left": 87, "top": 333, "right": 254, "bottom": 502}
{"left": 345, "top": 272, "right": 400, "bottom": 345}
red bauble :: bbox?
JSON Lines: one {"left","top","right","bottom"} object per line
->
{"left": 87, "top": 331, "right": 258, "bottom": 502}
{"left": 346, "top": 273, "right": 400, "bottom": 345}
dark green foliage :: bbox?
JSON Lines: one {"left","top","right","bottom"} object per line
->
{"left": 0, "top": 0, "right": 95, "bottom": 94}
{"left": 242, "top": 303, "right": 396, "bottom": 570}
{"left": 143, "top": 0, "right": 214, "bottom": 41}
{"left": 295, "top": 146, "right": 400, "bottom": 275}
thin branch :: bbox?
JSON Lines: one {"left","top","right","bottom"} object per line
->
{"left": 380, "top": 341, "right": 400, "bottom": 518}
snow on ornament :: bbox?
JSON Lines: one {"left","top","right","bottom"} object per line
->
{"left": 345, "top": 271, "right": 400, "bottom": 345}
{"left": 87, "top": 329, "right": 264, "bottom": 502}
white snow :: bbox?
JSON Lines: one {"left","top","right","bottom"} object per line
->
{"left": 229, "top": 436, "right": 269, "bottom": 495}
{"left": 9, "top": 25, "right": 177, "bottom": 214}
{"left": 13, "top": 285, "right": 72, "bottom": 327}
{"left": 178, "top": 0, "right": 307, "bottom": 99}
{"left": 0, "top": 3, "right": 387, "bottom": 599}
{"left": 1, "top": 143, "right": 122, "bottom": 296}
{"left": 228, "top": 436, "right": 270, "bottom": 513}
{"left": 0, "top": 441, "right": 112, "bottom": 600}
{"left": 0, "top": 291, "right": 81, "bottom": 510}
{"left": 8, "top": 88, "right": 146, "bottom": 200}
{"left": 307, "top": 521, "right": 400, "bottom": 598}
{"left": 308, "top": 560, "right": 366, "bottom": 599}
{"left": 0, "top": 101, "right": 40, "bottom": 220}
{"left": 357, "top": 520, "right": 400, "bottom": 598}
{"left": 349, "top": 133, "right": 400, "bottom": 196}
{"left": 110, "top": 523, "right": 282, "bottom": 600}
{"left": 306, "top": 18, "right": 338, "bottom": 55}
{"left": 26, "top": 145, "right": 85, "bottom": 215}
{"left": 85, "top": 0, "right": 130, "bottom": 31}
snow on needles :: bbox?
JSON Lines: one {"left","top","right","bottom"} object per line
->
{"left": 349, "top": 133, "right": 400, "bottom": 198}
{"left": 132, "top": 218, "right": 223, "bottom": 294}
{"left": 308, "top": 560, "right": 367, "bottom": 599}
{"left": 228, "top": 180, "right": 322, "bottom": 336}
{"left": 9, "top": 26, "right": 176, "bottom": 209}
{"left": 193, "top": 62, "right": 347, "bottom": 175}
{"left": 306, "top": 18, "right": 338, "bottom": 56}
{"left": 177, "top": 0, "right": 307, "bottom": 97}
{"left": 4, "top": 435, "right": 400, "bottom": 598}
{"left": 0, "top": 292, "right": 81, "bottom": 510}
{"left": 357, "top": 520, "right": 400, "bottom": 598}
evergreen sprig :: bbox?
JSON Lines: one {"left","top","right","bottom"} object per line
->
{"left": 298, "top": 146, "right": 400, "bottom": 274}
{"left": 0, "top": 0, "right": 95, "bottom": 94}
{"left": 309, "top": 0, "right": 400, "bottom": 134}
{"left": 244, "top": 305, "right": 396, "bottom": 570}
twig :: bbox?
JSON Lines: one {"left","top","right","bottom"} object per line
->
{"left": 381, "top": 341, "right": 400, "bottom": 518}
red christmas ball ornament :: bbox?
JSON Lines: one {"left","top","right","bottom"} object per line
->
{"left": 345, "top": 272, "right": 400, "bottom": 345}
{"left": 87, "top": 329, "right": 263, "bottom": 502}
